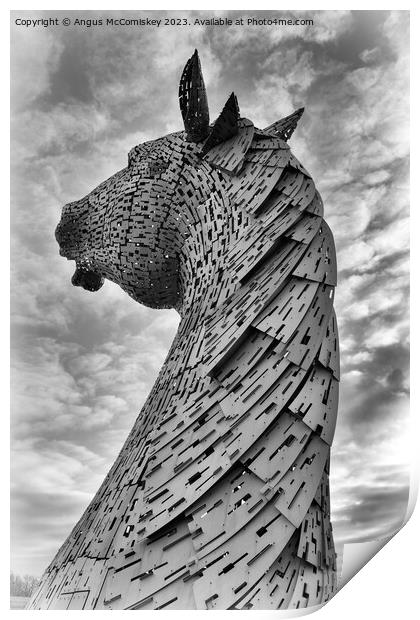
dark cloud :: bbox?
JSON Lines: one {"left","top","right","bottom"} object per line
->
{"left": 333, "top": 484, "right": 409, "bottom": 541}
{"left": 345, "top": 386, "right": 403, "bottom": 426}
{"left": 44, "top": 35, "right": 94, "bottom": 106}
{"left": 386, "top": 368, "right": 406, "bottom": 393}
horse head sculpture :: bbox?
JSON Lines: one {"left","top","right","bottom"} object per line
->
{"left": 55, "top": 50, "right": 305, "bottom": 315}
{"left": 32, "top": 50, "right": 339, "bottom": 611}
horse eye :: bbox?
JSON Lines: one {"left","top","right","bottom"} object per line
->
{"left": 147, "top": 161, "right": 169, "bottom": 176}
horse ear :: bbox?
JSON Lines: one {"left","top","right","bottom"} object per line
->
{"left": 201, "top": 92, "right": 240, "bottom": 155}
{"left": 263, "top": 107, "right": 304, "bottom": 141}
{"left": 179, "top": 50, "right": 210, "bottom": 143}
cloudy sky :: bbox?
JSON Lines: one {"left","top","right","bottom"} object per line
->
{"left": 10, "top": 10, "right": 410, "bottom": 577}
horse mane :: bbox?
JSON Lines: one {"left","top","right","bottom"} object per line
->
{"left": 29, "top": 54, "right": 339, "bottom": 611}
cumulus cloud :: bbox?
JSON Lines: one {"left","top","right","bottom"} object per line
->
{"left": 11, "top": 10, "right": 409, "bottom": 575}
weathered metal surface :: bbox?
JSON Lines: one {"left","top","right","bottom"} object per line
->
{"left": 30, "top": 50, "right": 339, "bottom": 610}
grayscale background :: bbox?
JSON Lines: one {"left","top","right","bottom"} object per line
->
{"left": 11, "top": 9, "right": 410, "bottom": 577}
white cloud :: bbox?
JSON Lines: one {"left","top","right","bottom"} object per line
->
{"left": 362, "top": 170, "right": 391, "bottom": 185}
{"left": 13, "top": 103, "right": 110, "bottom": 163}
{"left": 364, "top": 320, "right": 409, "bottom": 349}
{"left": 368, "top": 217, "right": 409, "bottom": 257}
{"left": 359, "top": 47, "right": 381, "bottom": 64}
{"left": 338, "top": 241, "right": 375, "bottom": 272}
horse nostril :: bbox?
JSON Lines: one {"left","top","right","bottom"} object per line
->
{"left": 55, "top": 222, "right": 63, "bottom": 245}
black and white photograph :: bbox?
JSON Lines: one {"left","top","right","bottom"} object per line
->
{"left": 9, "top": 7, "right": 412, "bottom": 615}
